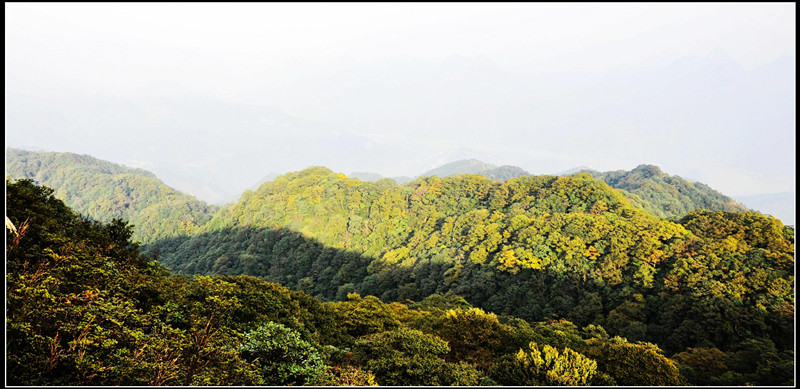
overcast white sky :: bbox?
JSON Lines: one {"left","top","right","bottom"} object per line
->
{"left": 5, "top": 3, "right": 797, "bottom": 205}
{"left": 7, "top": 3, "right": 794, "bottom": 89}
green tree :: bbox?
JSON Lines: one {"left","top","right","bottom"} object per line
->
{"left": 239, "top": 321, "right": 328, "bottom": 386}
{"left": 582, "top": 337, "right": 685, "bottom": 385}
{"left": 491, "top": 342, "right": 597, "bottom": 386}
{"left": 353, "top": 328, "right": 482, "bottom": 386}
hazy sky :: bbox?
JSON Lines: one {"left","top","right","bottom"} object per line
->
{"left": 5, "top": 3, "right": 796, "bottom": 204}
{"left": 7, "top": 3, "right": 794, "bottom": 90}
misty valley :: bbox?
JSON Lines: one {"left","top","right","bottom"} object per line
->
{"left": 5, "top": 149, "right": 794, "bottom": 386}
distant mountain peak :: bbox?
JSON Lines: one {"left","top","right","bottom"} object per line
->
{"left": 558, "top": 166, "right": 596, "bottom": 176}
{"left": 420, "top": 159, "right": 529, "bottom": 181}
{"left": 349, "top": 172, "right": 384, "bottom": 182}
{"left": 631, "top": 164, "right": 665, "bottom": 178}
{"left": 706, "top": 47, "right": 734, "bottom": 62}
{"left": 420, "top": 159, "right": 498, "bottom": 177}
{"left": 587, "top": 164, "right": 749, "bottom": 219}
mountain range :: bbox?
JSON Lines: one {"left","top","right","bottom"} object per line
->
{"left": 576, "top": 164, "right": 750, "bottom": 220}
{"left": 349, "top": 159, "right": 780, "bottom": 223}
{"left": 7, "top": 149, "right": 793, "bottom": 227}
{"left": 6, "top": 149, "right": 794, "bottom": 386}
{"left": 6, "top": 148, "right": 217, "bottom": 244}
{"left": 7, "top": 52, "right": 794, "bottom": 204}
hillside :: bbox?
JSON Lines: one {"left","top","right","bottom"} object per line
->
{"left": 150, "top": 166, "right": 794, "bottom": 374}
{"left": 6, "top": 150, "right": 793, "bottom": 373}
{"left": 420, "top": 159, "right": 498, "bottom": 177}
{"left": 6, "top": 148, "right": 217, "bottom": 243}
{"left": 576, "top": 164, "right": 750, "bottom": 219}
{"left": 6, "top": 168, "right": 794, "bottom": 385}
{"left": 420, "top": 159, "right": 530, "bottom": 181}
{"left": 7, "top": 178, "right": 730, "bottom": 386}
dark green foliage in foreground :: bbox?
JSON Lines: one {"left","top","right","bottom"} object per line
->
{"left": 581, "top": 337, "right": 684, "bottom": 386}
{"left": 148, "top": 167, "right": 793, "bottom": 385}
{"left": 6, "top": 148, "right": 217, "bottom": 244}
{"left": 7, "top": 179, "right": 258, "bottom": 385}
{"left": 491, "top": 342, "right": 598, "bottom": 386}
{"left": 239, "top": 322, "right": 327, "bottom": 385}
{"left": 583, "top": 164, "right": 749, "bottom": 219}
{"left": 353, "top": 327, "right": 482, "bottom": 386}
{"left": 7, "top": 174, "right": 794, "bottom": 386}
{"left": 0, "top": 179, "right": 575, "bottom": 385}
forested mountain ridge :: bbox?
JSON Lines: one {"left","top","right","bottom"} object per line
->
{"left": 150, "top": 166, "right": 794, "bottom": 384}
{"left": 153, "top": 166, "right": 687, "bottom": 303}
{"left": 419, "top": 159, "right": 531, "bottom": 181}
{"left": 577, "top": 164, "right": 750, "bottom": 220}
{"left": 7, "top": 178, "right": 793, "bottom": 386}
{"left": 6, "top": 148, "right": 217, "bottom": 243}
{"left": 8, "top": 149, "right": 759, "bottom": 233}
{"left": 416, "top": 159, "right": 752, "bottom": 221}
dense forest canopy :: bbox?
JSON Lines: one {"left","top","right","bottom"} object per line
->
{"left": 7, "top": 179, "right": 793, "bottom": 385}
{"left": 581, "top": 164, "right": 750, "bottom": 219}
{"left": 150, "top": 167, "right": 793, "bottom": 358}
{"left": 6, "top": 150, "right": 763, "bottom": 234}
{"left": 5, "top": 150, "right": 795, "bottom": 386}
{"left": 6, "top": 148, "right": 217, "bottom": 244}
{"left": 409, "top": 160, "right": 752, "bottom": 221}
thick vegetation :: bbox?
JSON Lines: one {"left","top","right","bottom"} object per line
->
{"left": 6, "top": 148, "right": 216, "bottom": 244}
{"left": 7, "top": 179, "right": 713, "bottom": 386}
{"left": 145, "top": 167, "right": 794, "bottom": 386}
{"left": 583, "top": 164, "right": 749, "bottom": 219}
{"left": 7, "top": 151, "right": 753, "bottom": 247}
{"left": 6, "top": 153, "right": 794, "bottom": 386}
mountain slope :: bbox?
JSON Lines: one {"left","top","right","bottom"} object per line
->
{"left": 6, "top": 148, "right": 217, "bottom": 243}
{"left": 576, "top": 164, "right": 749, "bottom": 219}
{"left": 150, "top": 166, "right": 794, "bottom": 363}
{"left": 5, "top": 160, "right": 793, "bottom": 385}
{"left": 155, "top": 166, "right": 668, "bottom": 287}
{"left": 558, "top": 166, "right": 595, "bottom": 176}
{"left": 483, "top": 165, "right": 530, "bottom": 181}
{"left": 420, "top": 159, "right": 498, "bottom": 177}
{"left": 9, "top": 178, "right": 719, "bottom": 386}
{"left": 420, "top": 159, "right": 530, "bottom": 181}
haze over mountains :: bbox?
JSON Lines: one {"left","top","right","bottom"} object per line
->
{"left": 735, "top": 192, "right": 796, "bottom": 227}
{"left": 8, "top": 149, "right": 795, "bottom": 386}
{"left": 234, "top": 49, "right": 794, "bottom": 197}
{"left": 7, "top": 172, "right": 795, "bottom": 386}
{"left": 6, "top": 148, "right": 217, "bottom": 244}
{"left": 6, "top": 4, "right": 795, "bottom": 387}
{"left": 274, "top": 157, "right": 793, "bottom": 224}
{"left": 7, "top": 149, "right": 794, "bottom": 227}
{"left": 7, "top": 49, "right": 794, "bottom": 205}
